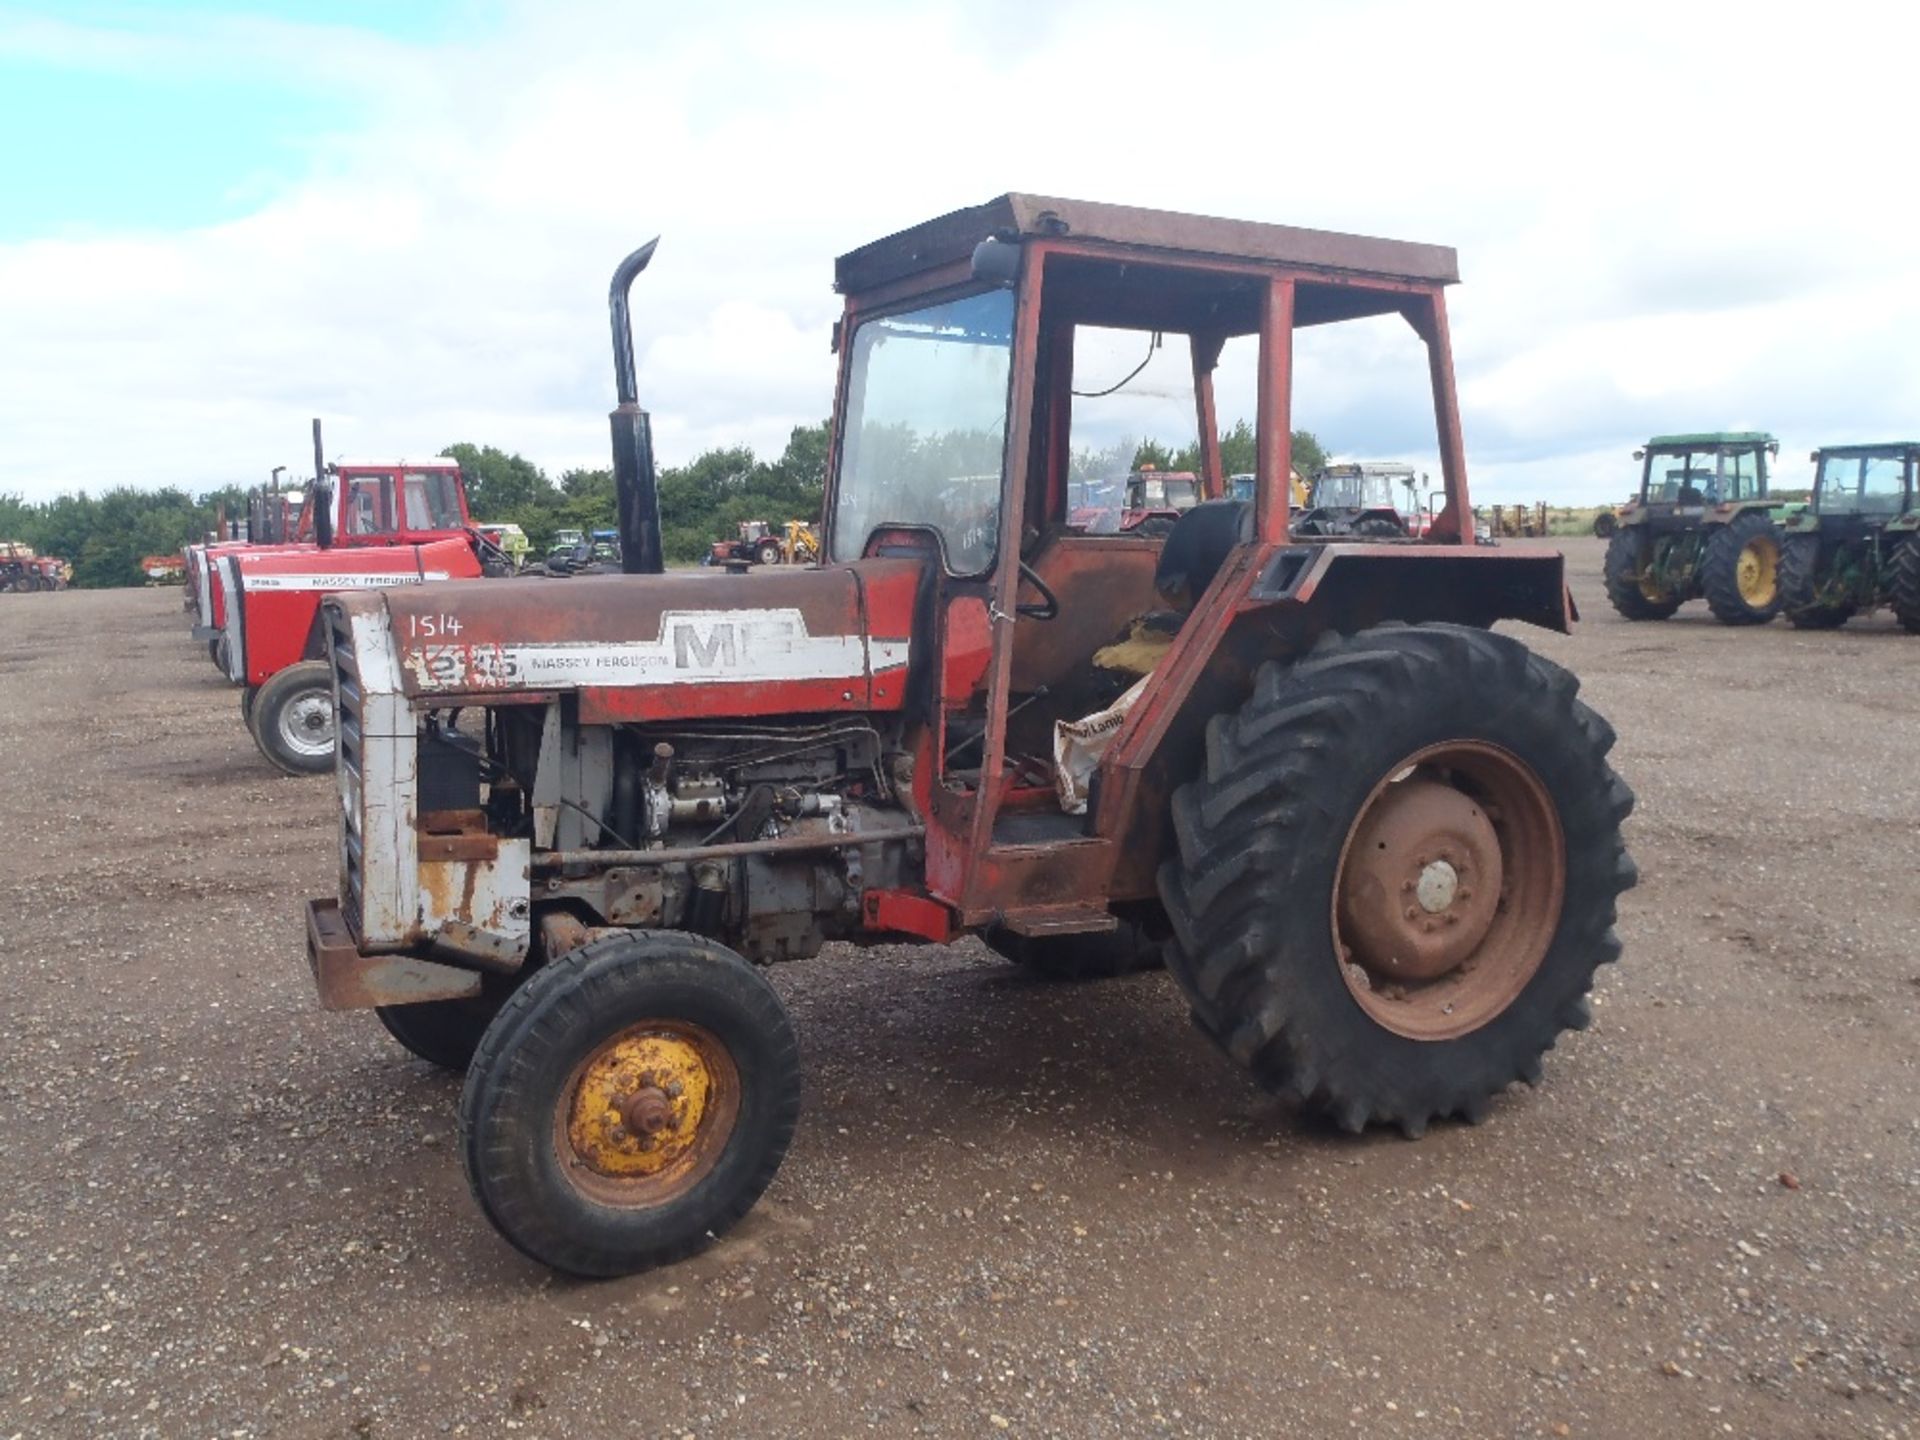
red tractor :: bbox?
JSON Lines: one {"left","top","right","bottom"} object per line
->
{"left": 302, "top": 196, "right": 1635, "bottom": 1277}
{"left": 213, "top": 424, "right": 511, "bottom": 774}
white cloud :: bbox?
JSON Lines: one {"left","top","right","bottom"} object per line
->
{"left": 1, "top": 0, "right": 1916, "bottom": 504}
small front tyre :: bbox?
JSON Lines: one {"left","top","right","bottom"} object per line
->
{"left": 376, "top": 989, "right": 510, "bottom": 1072}
{"left": 249, "top": 660, "right": 336, "bottom": 775}
{"left": 459, "top": 931, "right": 800, "bottom": 1277}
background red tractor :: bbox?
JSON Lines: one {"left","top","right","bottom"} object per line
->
{"left": 214, "top": 422, "right": 513, "bottom": 774}
{"left": 303, "top": 196, "right": 1634, "bottom": 1277}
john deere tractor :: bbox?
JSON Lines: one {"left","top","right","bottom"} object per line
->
{"left": 1603, "top": 432, "right": 1787, "bottom": 624}
{"left": 1777, "top": 442, "right": 1920, "bottom": 631}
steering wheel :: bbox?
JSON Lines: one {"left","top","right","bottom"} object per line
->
{"left": 1015, "top": 561, "right": 1059, "bottom": 620}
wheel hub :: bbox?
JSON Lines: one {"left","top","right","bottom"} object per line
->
{"left": 1737, "top": 537, "right": 1778, "bottom": 605}
{"left": 1338, "top": 777, "right": 1503, "bottom": 984}
{"left": 280, "top": 692, "right": 335, "bottom": 757}
{"left": 565, "top": 1027, "right": 719, "bottom": 1180}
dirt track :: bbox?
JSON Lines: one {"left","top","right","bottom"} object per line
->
{"left": 0, "top": 537, "right": 1915, "bottom": 1439}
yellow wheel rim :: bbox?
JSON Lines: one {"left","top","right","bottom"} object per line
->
{"left": 1736, "top": 536, "right": 1779, "bottom": 605}
{"left": 556, "top": 1020, "right": 739, "bottom": 1206}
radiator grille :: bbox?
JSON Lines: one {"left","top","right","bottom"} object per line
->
{"left": 326, "top": 602, "right": 365, "bottom": 937}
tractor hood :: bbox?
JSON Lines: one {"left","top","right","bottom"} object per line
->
{"left": 351, "top": 560, "right": 923, "bottom": 724}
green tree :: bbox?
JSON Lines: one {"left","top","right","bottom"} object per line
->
{"left": 439, "top": 443, "right": 556, "bottom": 517}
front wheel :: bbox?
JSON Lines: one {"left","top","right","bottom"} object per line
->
{"left": 459, "top": 931, "right": 800, "bottom": 1277}
{"left": 1158, "top": 624, "right": 1635, "bottom": 1137}
{"left": 377, "top": 989, "right": 510, "bottom": 1072}
{"left": 1701, "top": 511, "right": 1783, "bottom": 624}
{"left": 250, "top": 660, "right": 336, "bottom": 775}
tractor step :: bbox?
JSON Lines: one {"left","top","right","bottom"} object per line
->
{"left": 997, "top": 906, "right": 1118, "bottom": 938}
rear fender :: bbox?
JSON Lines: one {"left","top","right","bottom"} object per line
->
{"left": 1098, "top": 544, "right": 1572, "bottom": 897}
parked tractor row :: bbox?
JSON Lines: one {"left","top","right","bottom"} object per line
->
{"left": 224, "top": 194, "right": 1641, "bottom": 1279}
{"left": 1602, "top": 432, "right": 1920, "bottom": 631}
{"left": 181, "top": 426, "right": 518, "bottom": 773}
{"left": 1, "top": 541, "right": 71, "bottom": 592}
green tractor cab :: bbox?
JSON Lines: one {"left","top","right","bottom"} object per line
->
{"left": 1603, "top": 432, "right": 1790, "bottom": 624}
{"left": 1777, "top": 443, "right": 1920, "bottom": 631}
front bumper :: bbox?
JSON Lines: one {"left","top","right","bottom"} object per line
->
{"left": 305, "top": 896, "right": 483, "bottom": 1011}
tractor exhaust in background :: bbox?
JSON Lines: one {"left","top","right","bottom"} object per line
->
{"left": 608, "top": 238, "right": 665, "bottom": 576}
{"left": 311, "top": 417, "right": 335, "bottom": 548}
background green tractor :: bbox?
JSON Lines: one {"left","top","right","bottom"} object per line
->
{"left": 1777, "top": 442, "right": 1920, "bottom": 631}
{"left": 1603, "top": 432, "right": 1788, "bottom": 624}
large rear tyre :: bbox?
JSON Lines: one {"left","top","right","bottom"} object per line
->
{"left": 1777, "top": 534, "right": 1854, "bottom": 630}
{"left": 377, "top": 989, "right": 510, "bottom": 1072}
{"left": 1158, "top": 624, "right": 1635, "bottom": 1138}
{"left": 1602, "top": 528, "right": 1681, "bottom": 620}
{"left": 1890, "top": 534, "right": 1920, "bottom": 634}
{"left": 754, "top": 540, "right": 782, "bottom": 566}
{"left": 1702, "top": 511, "right": 1783, "bottom": 625}
{"left": 250, "top": 660, "right": 336, "bottom": 775}
{"left": 984, "top": 918, "right": 1163, "bottom": 980}
{"left": 459, "top": 931, "right": 800, "bottom": 1277}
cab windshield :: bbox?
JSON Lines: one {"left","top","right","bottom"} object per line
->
{"left": 1816, "top": 452, "right": 1909, "bottom": 514}
{"left": 1642, "top": 448, "right": 1763, "bottom": 504}
{"left": 1314, "top": 470, "right": 1396, "bottom": 509}
{"left": 831, "top": 289, "right": 1014, "bottom": 574}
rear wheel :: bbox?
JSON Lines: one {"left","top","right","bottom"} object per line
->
{"left": 1702, "top": 511, "right": 1783, "bottom": 624}
{"left": 1890, "top": 534, "right": 1920, "bottom": 634}
{"left": 1778, "top": 534, "right": 1854, "bottom": 630}
{"left": 1353, "top": 514, "right": 1403, "bottom": 539}
{"left": 754, "top": 540, "right": 782, "bottom": 566}
{"left": 1602, "top": 528, "right": 1681, "bottom": 620}
{"left": 250, "top": 660, "right": 336, "bottom": 775}
{"left": 460, "top": 931, "right": 800, "bottom": 1277}
{"left": 1158, "top": 624, "right": 1634, "bottom": 1137}
{"left": 984, "top": 919, "right": 1163, "bottom": 980}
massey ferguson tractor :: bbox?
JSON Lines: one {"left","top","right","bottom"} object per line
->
{"left": 213, "top": 425, "right": 511, "bottom": 774}
{"left": 1602, "top": 432, "right": 1787, "bottom": 624}
{"left": 1777, "top": 441, "right": 1920, "bottom": 631}
{"left": 302, "top": 195, "right": 1635, "bottom": 1277}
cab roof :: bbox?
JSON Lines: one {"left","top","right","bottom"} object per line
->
{"left": 835, "top": 193, "right": 1460, "bottom": 296}
{"left": 1645, "top": 432, "right": 1776, "bottom": 448}
{"left": 1814, "top": 441, "right": 1920, "bottom": 455}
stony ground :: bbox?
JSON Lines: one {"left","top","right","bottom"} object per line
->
{"left": 0, "top": 537, "right": 1914, "bottom": 1439}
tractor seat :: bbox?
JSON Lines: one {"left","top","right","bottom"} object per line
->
{"left": 1153, "top": 499, "right": 1253, "bottom": 612}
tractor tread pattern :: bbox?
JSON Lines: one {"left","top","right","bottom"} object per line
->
{"left": 1890, "top": 534, "right": 1920, "bottom": 634}
{"left": 1155, "top": 623, "right": 1635, "bottom": 1139}
{"left": 1701, "top": 511, "right": 1782, "bottom": 625}
{"left": 1777, "top": 533, "right": 1854, "bottom": 630}
{"left": 1602, "top": 528, "right": 1680, "bottom": 620}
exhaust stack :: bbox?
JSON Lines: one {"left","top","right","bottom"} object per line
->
{"left": 608, "top": 239, "right": 664, "bottom": 575}
{"left": 311, "top": 418, "right": 335, "bottom": 548}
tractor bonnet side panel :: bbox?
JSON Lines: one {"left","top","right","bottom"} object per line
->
{"left": 376, "top": 560, "right": 921, "bottom": 722}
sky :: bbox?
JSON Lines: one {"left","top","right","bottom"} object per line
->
{"left": 1, "top": 0, "right": 1915, "bottom": 506}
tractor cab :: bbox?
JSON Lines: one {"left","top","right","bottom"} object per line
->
{"left": 1805, "top": 443, "right": 1919, "bottom": 518}
{"left": 1296, "top": 462, "right": 1417, "bottom": 537}
{"left": 320, "top": 460, "right": 471, "bottom": 545}
{"left": 1629, "top": 433, "right": 1775, "bottom": 514}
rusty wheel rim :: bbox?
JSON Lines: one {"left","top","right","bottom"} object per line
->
{"left": 1331, "top": 741, "right": 1564, "bottom": 1041}
{"left": 553, "top": 1020, "right": 740, "bottom": 1207}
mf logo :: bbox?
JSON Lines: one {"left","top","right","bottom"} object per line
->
{"left": 669, "top": 614, "right": 800, "bottom": 671}
{"left": 672, "top": 620, "right": 736, "bottom": 668}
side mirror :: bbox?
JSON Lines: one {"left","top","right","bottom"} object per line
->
{"left": 970, "top": 235, "right": 1022, "bottom": 289}
{"left": 1809, "top": 450, "right": 1819, "bottom": 463}
{"left": 1768, "top": 441, "right": 1779, "bottom": 456}
{"left": 1632, "top": 449, "right": 1645, "bottom": 461}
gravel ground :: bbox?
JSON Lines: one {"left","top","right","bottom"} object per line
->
{"left": 1, "top": 537, "right": 1915, "bottom": 1439}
